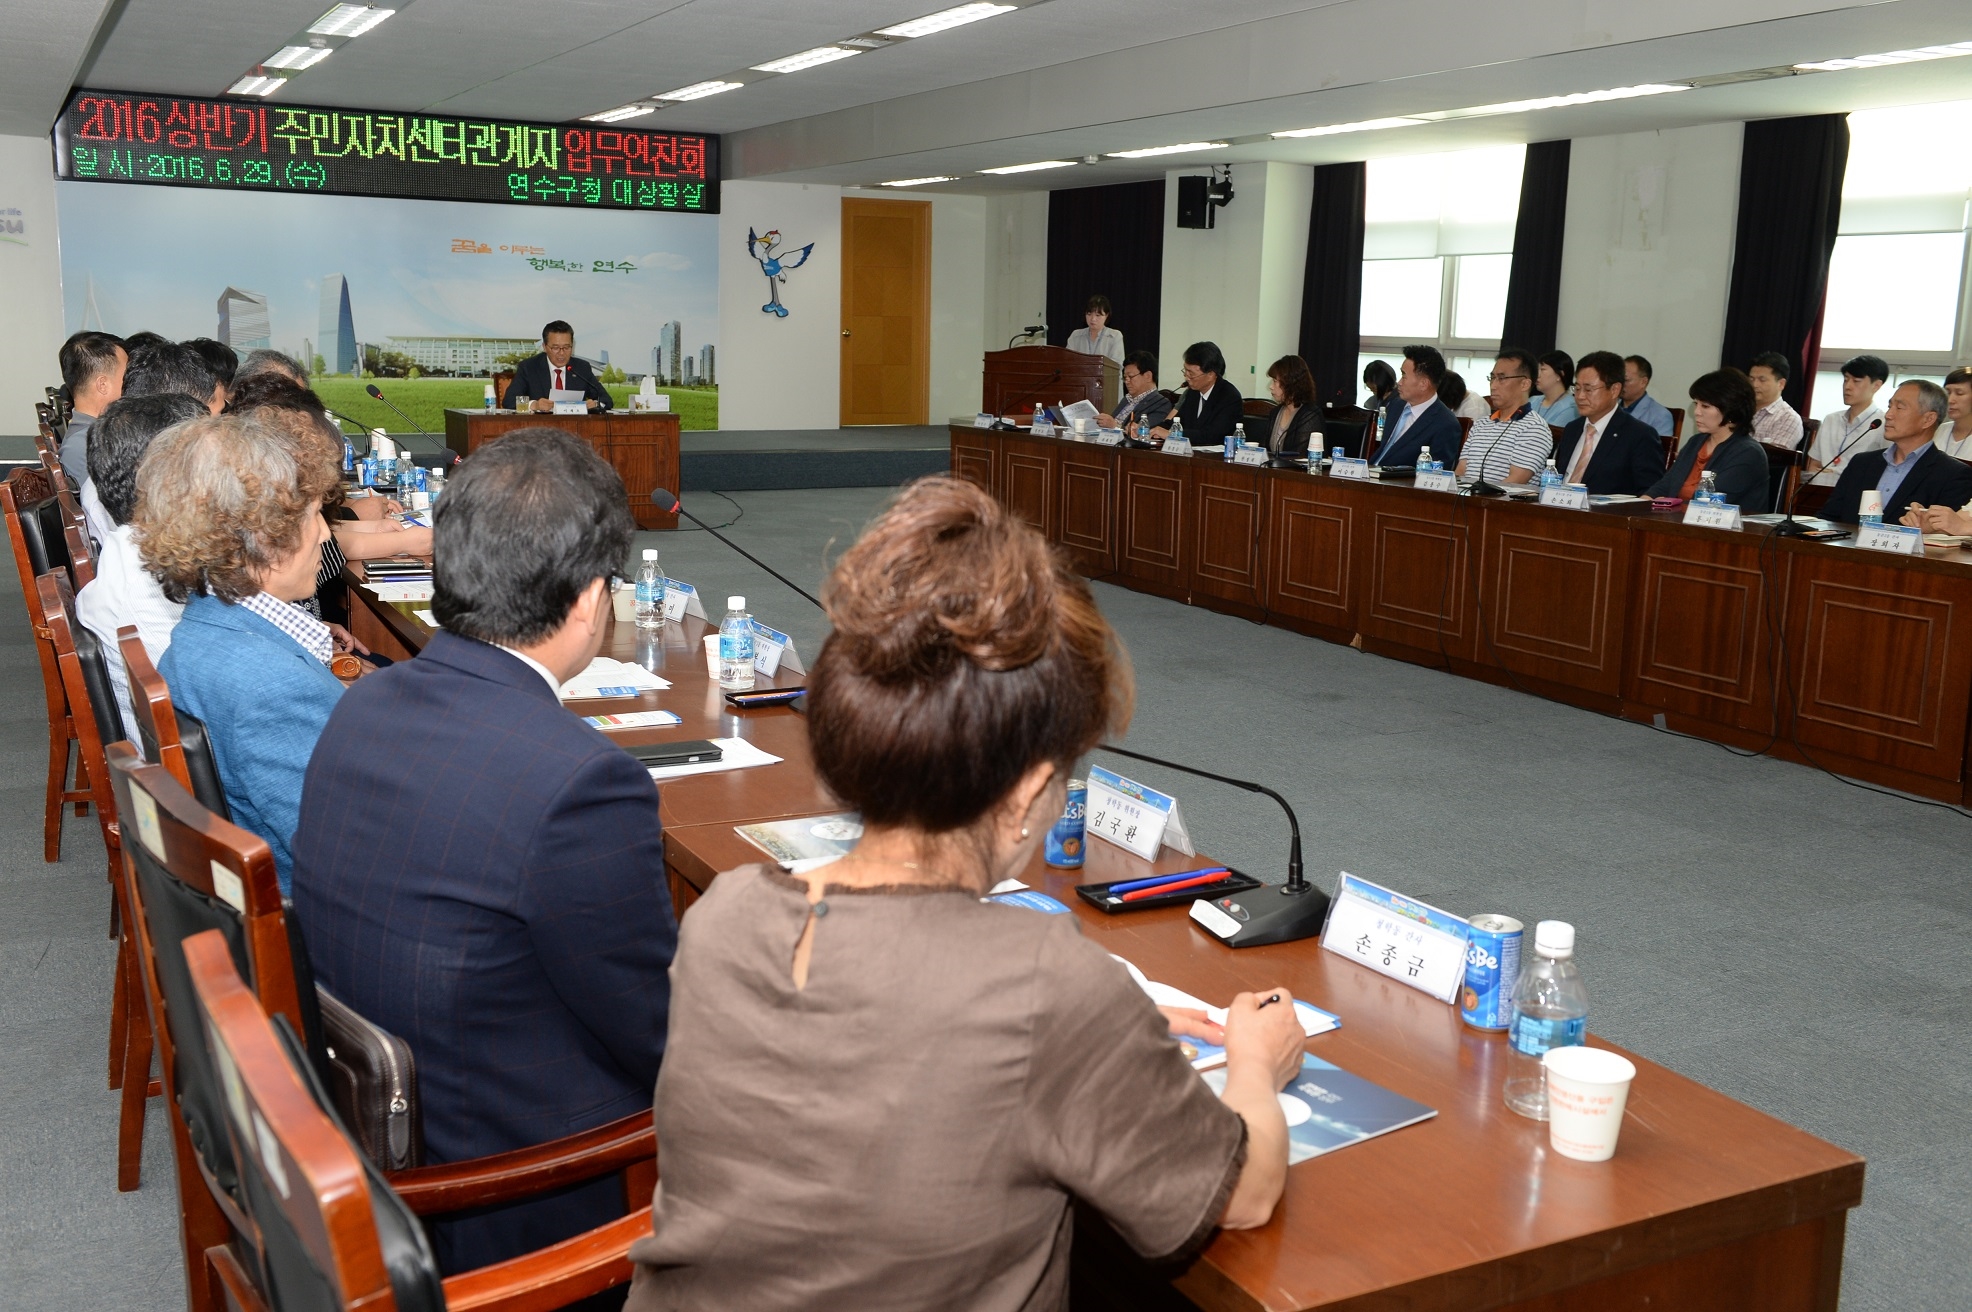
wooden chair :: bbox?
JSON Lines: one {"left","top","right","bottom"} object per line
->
{"left": 491, "top": 370, "right": 515, "bottom": 409}
{"left": 184, "top": 929, "right": 651, "bottom": 1312}
{"left": 122, "top": 630, "right": 231, "bottom": 818}
{"left": 3, "top": 468, "right": 92, "bottom": 861}
{"left": 1241, "top": 398, "right": 1277, "bottom": 421}
{"left": 1457, "top": 416, "right": 1474, "bottom": 442}
{"left": 1670, "top": 406, "right": 1686, "bottom": 441}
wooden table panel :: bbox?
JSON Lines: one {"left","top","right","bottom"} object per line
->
{"left": 1479, "top": 507, "right": 1631, "bottom": 703}
{"left": 999, "top": 434, "right": 1059, "bottom": 538}
{"left": 1359, "top": 490, "right": 1475, "bottom": 663}
{"left": 1118, "top": 451, "right": 1192, "bottom": 597}
{"left": 951, "top": 430, "right": 996, "bottom": 493}
{"left": 1624, "top": 525, "right": 1780, "bottom": 736}
{"left": 1191, "top": 464, "right": 1267, "bottom": 611}
{"left": 444, "top": 409, "right": 678, "bottom": 529}
{"left": 1265, "top": 477, "right": 1355, "bottom": 635}
{"left": 1058, "top": 445, "right": 1119, "bottom": 577}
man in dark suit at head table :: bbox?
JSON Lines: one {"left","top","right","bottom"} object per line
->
{"left": 501, "top": 320, "right": 614, "bottom": 413}
{"left": 1549, "top": 350, "right": 1668, "bottom": 494}
{"left": 1824, "top": 379, "right": 1972, "bottom": 524}
{"left": 292, "top": 427, "right": 673, "bottom": 1275}
{"left": 1151, "top": 340, "right": 1243, "bottom": 446}
{"left": 1372, "top": 343, "right": 1464, "bottom": 468}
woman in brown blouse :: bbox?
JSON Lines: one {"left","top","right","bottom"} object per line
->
{"left": 625, "top": 477, "right": 1306, "bottom": 1312}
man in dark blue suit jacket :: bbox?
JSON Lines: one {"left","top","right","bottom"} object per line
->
{"left": 1372, "top": 344, "right": 1463, "bottom": 468}
{"left": 1549, "top": 351, "right": 1668, "bottom": 494}
{"left": 500, "top": 319, "right": 614, "bottom": 412}
{"left": 292, "top": 428, "right": 672, "bottom": 1274}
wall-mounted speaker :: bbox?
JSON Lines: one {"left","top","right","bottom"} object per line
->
{"left": 1177, "top": 175, "right": 1212, "bottom": 230}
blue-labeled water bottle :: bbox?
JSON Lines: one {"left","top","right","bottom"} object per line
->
{"left": 1418, "top": 445, "right": 1434, "bottom": 474}
{"left": 1540, "top": 457, "right": 1561, "bottom": 491}
{"left": 635, "top": 548, "right": 664, "bottom": 630}
{"left": 1504, "top": 920, "right": 1589, "bottom": 1120}
{"left": 719, "top": 595, "right": 756, "bottom": 691}
{"left": 1328, "top": 444, "right": 1344, "bottom": 474}
{"left": 1699, "top": 470, "right": 1720, "bottom": 505}
{"left": 342, "top": 433, "right": 355, "bottom": 474}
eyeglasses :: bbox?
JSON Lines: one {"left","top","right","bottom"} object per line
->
{"left": 1487, "top": 372, "right": 1530, "bottom": 383}
{"left": 1572, "top": 380, "right": 1611, "bottom": 393}
{"left": 1122, "top": 371, "right": 1144, "bottom": 383}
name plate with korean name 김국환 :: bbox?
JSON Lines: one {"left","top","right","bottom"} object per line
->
{"left": 1319, "top": 873, "right": 1472, "bottom": 1004}
{"left": 1682, "top": 499, "right": 1743, "bottom": 531}
{"left": 1329, "top": 456, "right": 1372, "bottom": 480}
{"left": 1414, "top": 469, "right": 1459, "bottom": 493}
{"left": 1539, "top": 482, "right": 1590, "bottom": 510}
{"left": 1855, "top": 521, "right": 1925, "bottom": 556}
{"left": 1084, "top": 764, "right": 1195, "bottom": 862}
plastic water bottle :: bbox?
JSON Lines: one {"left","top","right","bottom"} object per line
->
{"left": 1032, "top": 403, "right": 1046, "bottom": 431}
{"left": 719, "top": 596, "right": 756, "bottom": 691}
{"left": 1168, "top": 418, "right": 1184, "bottom": 447}
{"left": 1329, "top": 444, "right": 1343, "bottom": 472}
{"left": 1540, "top": 457, "right": 1560, "bottom": 490}
{"left": 427, "top": 466, "right": 445, "bottom": 508}
{"left": 1418, "top": 445, "right": 1433, "bottom": 473}
{"left": 483, "top": 382, "right": 496, "bottom": 411}
{"left": 635, "top": 549, "right": 664, "bottom": 629}
{"left": 1699, "top": 470, "right": 1719, "bottom": 504}
{"left": 1504, "top": 920, "right": 1590, "bottom": 1120}
{"left": 1233, "top": 422, "right": 1247, "bottom": 451}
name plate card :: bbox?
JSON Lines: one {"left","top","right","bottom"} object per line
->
{"left": 1330, "top": 456, "right": 1372, "bottom": 480}
{"left": 1085, "top": 764, "right": 1195, "bottom": 862}
{"left": 1682, "top": 500, "right": 1743, "bottom": 531}
{"left": 1231, "top": 445, "right": 1269, "bottom": 467}
{"left": 1094, "top": 429, "right": 1124, "bottom": 447}
{"left": 1539, "top": 482, "right": 1590, "bottom": 510}
{"left": 660, "top": 579, "right": 708, "bottom": 622}
{"left": 1414, "top": 469, "right": 1459, "bottom": 493}
{"left": 748, "top": 618, "right": 804, "bottom": 676}
{"left": 1162, "top": 436, "right": 1194, "bottom": 457}
{"left": 1855, "top": 522, "right": 1924, "bottom": 556}
{"left": 973, "top": 412, "right": 994, "bottom": 428}
{"left": 1320, "top": 873, "right": 1472, "bottom": 1004}
{"left": 1030, "top": 418, "right": 1056, "bottom": 437}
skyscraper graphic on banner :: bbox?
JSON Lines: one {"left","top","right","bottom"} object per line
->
{"left": 217, "top": 287, "right": 271, "bottom": 351}
{"left": 698, "top": 344, "right": 715, "bottom": 386}
{"left": 658, "top": 320, "right": 682, "bottom": 384}
{"left": 319, "top": 274, "right": 357, "bottom": 375}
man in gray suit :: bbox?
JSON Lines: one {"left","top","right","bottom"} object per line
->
{"left": 1101, "top": 350, "right": 1174, "bottom": 432}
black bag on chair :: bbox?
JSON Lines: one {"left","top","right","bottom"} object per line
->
{"left": 317, "top": 985, "right": 423, "bottom": 1173}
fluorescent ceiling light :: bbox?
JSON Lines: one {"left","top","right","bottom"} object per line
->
{"left": 980, "top": 159, "right": 1077, "bottom": 174}
{"left": 583, "top": 104, "right": 657, "bottom": 123}
{"left": 1428, "top": 83, "right": 1691, "bottom": 119}
{"left": 307, "top": 4, "right": 395, "bottom": 37}
{"left": 1105, "top": 141, "right": 1228, "bottom": 159}
{"left": 264, "top": 45, "right": 335, "bottom": 70}
{"left": 657, "top": 80, "right": 745, "bottom": 102}
{"left": 877, "top": 3, "right": 1016, "bottom": 39}
{"left": 882, "top": 176, "right": 960, "bottom": 187}
{"left": 228, "top": 75, "right": 287, "bottom": 97}
{"left": 1795, "top": 40, "right": 1972, "bottom": 72}
{"left": 1272, "top": 116, "right": 1425, "bottom": 139}
{"left": 752, "top": 46, "right": 860, "bottom": 73}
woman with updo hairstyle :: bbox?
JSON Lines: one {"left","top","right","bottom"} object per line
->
{"left": 625, "top": 477, "right": 1307, "bottom": 1312}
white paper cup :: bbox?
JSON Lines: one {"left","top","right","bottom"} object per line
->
{"left": 611, "top": 584, "right": 637, "bottom": 623}
{"left": 1859, "top": 488, "right": 1884, "bottom": 518}
{"left": 1543, "top": 1046, "right": 1636, "bottom": 1161}
{"left": 703, "top": 633, "right": 721, "bottom": 677}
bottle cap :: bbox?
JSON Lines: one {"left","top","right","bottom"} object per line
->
{"left": 642, "top": 548, "right": 657, "bottom": 561}
{"left": 728, "top": 596, "right": 745, "bottom": 610}
{"left": 1534, "top": 920, "right": 1576, "bottom": 958}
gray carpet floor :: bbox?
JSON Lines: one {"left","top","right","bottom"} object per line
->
{"left": 5, "top": 485, "right": 1968, "bottom": 1309}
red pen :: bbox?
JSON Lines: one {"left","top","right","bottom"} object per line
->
{"left": 1119, "top": 869, "right": 1232, "bottom": 902}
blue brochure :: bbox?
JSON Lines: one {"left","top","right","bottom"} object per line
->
{"left": 1204, "top": 1054, "right": 1435, "bottom": 1164}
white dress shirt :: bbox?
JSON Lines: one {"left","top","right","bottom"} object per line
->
{"left": 1806, "top": 405, "right": 1887, "bottom": 487}
{"left": 1934, "top": 421, "right": 1971, "bottom": 460}
{"left": 497, "top": 644, "right": 564, "bottom": 696}
{"left": 80, "top": 479, "right": 115, "bottom": 554}
{"left": 76, "top": 523, "right": 186, "bottom": 744}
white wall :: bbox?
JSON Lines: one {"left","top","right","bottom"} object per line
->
{"left": 717, "top": 180, "right": 842, "bottom": 430}
{"left": 1159, "top": 162, "right": 1313, "bottom": 396}
{"left": 0, "top": 134, "right": 66, "bottom": 437}
{"left": 1556, "top": 122, "right": 1743, "bottom": 405}
{"left": 920, "top": 192, "right": 987, "bottom": 424}
{"left": 985, "top": 191, "right": 1048, "bottom": 356}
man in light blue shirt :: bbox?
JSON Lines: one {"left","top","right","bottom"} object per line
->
{"left": 1620, "top": 355, "right": 1675, "bottom": 437}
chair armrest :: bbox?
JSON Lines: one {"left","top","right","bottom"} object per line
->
{"left": 389, "top": 1109, "right": 654, "bottom": 1215}
{"left": 442, "top": 1205, "right": 652, "bottom": 1312}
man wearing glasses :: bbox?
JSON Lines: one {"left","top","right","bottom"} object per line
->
{"left": 1152, "top": 341, "right": 1243, "bottom": 447}
{"left": 1549, "top": 350, "right": 1667, "bottom": 494}
{"left": 1455, "top": 347, "right": 1553, "bottom": 487}
{"left": 1099, "top": 350, "right": 1174, "bottom": 432}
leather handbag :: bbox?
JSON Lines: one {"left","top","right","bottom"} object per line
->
{"left": 317, "top": 986, "right": 422, "bottom": 1171}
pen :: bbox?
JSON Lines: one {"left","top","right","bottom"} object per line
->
{"left": 1118, "top": 870, "right": 1235, "bottom": 903}
{"left": 1256, "top": 993, "right": 1283, "bottom": 1010}
{"left": 1107, "top": 867, "right": 1231, "bottom": 897}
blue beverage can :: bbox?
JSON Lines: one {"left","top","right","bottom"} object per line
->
{"left": 1461, "top": 913, "right": 1523, "bottom": 1031}
{"left": 1044, "top": 780, "right": 1087, "bottom": 868}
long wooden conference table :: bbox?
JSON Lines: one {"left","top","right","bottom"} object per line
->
{"left": 954, "top": 422, "right": 1972, "bottom": 806}
{"left": 347, "top": 566, "right": 1862, "bottom": 1311}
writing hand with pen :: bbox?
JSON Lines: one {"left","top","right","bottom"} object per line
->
{"left": 1163, "top": 987, "right": 1308, "bottom": 1229}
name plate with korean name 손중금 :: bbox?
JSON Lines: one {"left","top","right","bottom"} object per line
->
{"left": 1084, "top": 764, "right": 1195, "bottom": 862}
{"left": 1319, "top": 872, "right": 1472, "bottom": 1004}
{"left": 1682, "top": 500, "right": 1743, "bottom": 531}
{"left": 1414, "top": 469, "right": 1459, "bottom": 493}
{"left": 1855, "top": 521, "right": 1924, "bottom": 556}
{"left": 1330, "top": 456, "right": 1372, "bottom": 480}
{"left": 1539, "top": 482, "right": 1590, "bottom": 509}
{"left": 1231, "top": 445, "right": 1269, "bottom": 467}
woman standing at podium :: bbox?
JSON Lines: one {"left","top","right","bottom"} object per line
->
{"left": 1064, "top": 294, "right": 1126, "bottom": 366}
{"left": 626, "top": 478, "right": 1306, "bottom": 1312}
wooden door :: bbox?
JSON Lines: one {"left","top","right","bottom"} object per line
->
{"left": 841, "top": 198, "right": 930, "bottom": 425}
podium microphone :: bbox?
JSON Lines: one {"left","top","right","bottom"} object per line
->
{"left": 651, "top": 488, "right": 823, "bottom": 611}
{"left": 1771, "top": 417, "right": 1879, "bottom": 536}
{"left": 1095, "top": 743, "right": 1330, "bottom": 947}
{"left": 363, "top": 383, "right": 455, "bottom": 464}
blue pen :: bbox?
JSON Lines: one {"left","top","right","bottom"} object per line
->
{"left": 1107, "top": 867, "right": 1231, "bottom": 897}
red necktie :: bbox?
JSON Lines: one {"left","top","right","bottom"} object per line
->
{"left": 555, "top": 367, "right": 565, "bottom": 391}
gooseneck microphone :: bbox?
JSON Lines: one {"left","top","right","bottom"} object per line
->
{"left": 1095, "top": 743, "right": 1330, "bottom": 947}
{"left": 363, "top": 383, "right": 455, "bottom": 464}
{"left": 1772, "top": 417, "right": 1880, "bottom": 535}
{"left": 651, "top": 488, "right": 823, "bottom": 611}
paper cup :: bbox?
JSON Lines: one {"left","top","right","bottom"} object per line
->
{"left": 703, "top": 633, "right": 721, "bottom": 677}
{"left": 1543, "top": 1046, "right": 1636, "bottom": 1161}
{"left": 611, "top": 584, "right": 637, "bottom": 623}
{"left": 1859, "top": 489, "right": 1884, "bottom": 518}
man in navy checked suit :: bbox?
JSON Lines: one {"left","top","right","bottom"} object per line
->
{"left": 292, "top": 428, "right": 674, "bottom": 1275}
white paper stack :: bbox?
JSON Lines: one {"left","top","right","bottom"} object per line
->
{"left": 558, "top": 657, "right": 672, "bottom": 700}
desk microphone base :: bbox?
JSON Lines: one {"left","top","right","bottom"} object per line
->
{"left": 1190, "top": 882, "right": 1333, "bottom": 948}
{"left": 1766, "top": 518, "right": 1814, "bottom": 537}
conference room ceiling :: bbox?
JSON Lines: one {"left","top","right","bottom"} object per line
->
{"left": 26, "top": 0, "right": 1972, "bottom": 190}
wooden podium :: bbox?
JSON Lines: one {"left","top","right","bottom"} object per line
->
{"left": 981, "top": 346, "right": 1115, "bottom": 418}
{"left": 444, "top": 409, "right": 679, "bottom": 530}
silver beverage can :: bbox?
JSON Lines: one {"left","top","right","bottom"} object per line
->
{"left": 1044, "top": 780, "right": 1087, "bottom": 868}
{"left": 1461, "top": 914, "right": 1524, "bottom": 1031}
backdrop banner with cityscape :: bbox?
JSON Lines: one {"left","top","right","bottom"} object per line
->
{"left": 56, "top": 180, "right": 720, "bottom": 429}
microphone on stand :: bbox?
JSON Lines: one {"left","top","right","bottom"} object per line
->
{"left": 1464, "top": 425, "right": 1518, "bottom": 497}
{"left": 1095, "top": 743, "right": 1330, "bottom": 947}
{"left": 363, "top": 383, "right": 457, "bottom": 466}
{"left": 1770, "top": 417, "right": 1879, "bottom": 536}
{"left": 651, "top": 488, "right": 823, "bottom": 612}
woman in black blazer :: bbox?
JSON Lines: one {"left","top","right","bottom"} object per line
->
{"left": 1646, "top": 368, "right": 1772, "bottom": 513}
{"left": 1263, "top": 355, "right": 1324, "bottom": 458}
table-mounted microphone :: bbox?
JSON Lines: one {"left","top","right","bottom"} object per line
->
{"left": 1770, "top": 418, "right": 1879, "bottom": 536}
{"left": 363, "top": 383, "right": 457, "bottom": 465}
{"left": 651, "top": 488, "right": 823, "bottom": 611}
{"left": 1095, "top": 743, "right": 1330, "bottom": 947}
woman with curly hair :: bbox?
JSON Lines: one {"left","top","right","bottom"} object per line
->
{"left": 141, "top": 411, "right": 345, "bottom": 892}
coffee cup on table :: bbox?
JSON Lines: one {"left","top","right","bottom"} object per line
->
{"left": 1542, "top": 1046, "right": 1637, "bottom": 1162}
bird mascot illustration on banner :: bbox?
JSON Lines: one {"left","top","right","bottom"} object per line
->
{"left": 746, "top": 227, "right": 815, "bottom": 317}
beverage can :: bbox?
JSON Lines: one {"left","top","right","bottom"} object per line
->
{"left": 1461, "top": 913, "right": 1524, "bottom": 1030}
{"left": 1044, "top": 780, "right": 1087, "bottom": 868}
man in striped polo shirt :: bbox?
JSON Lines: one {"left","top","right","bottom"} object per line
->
{"left": 1457, "top": 347, "right": 1556, "bottom": 489}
